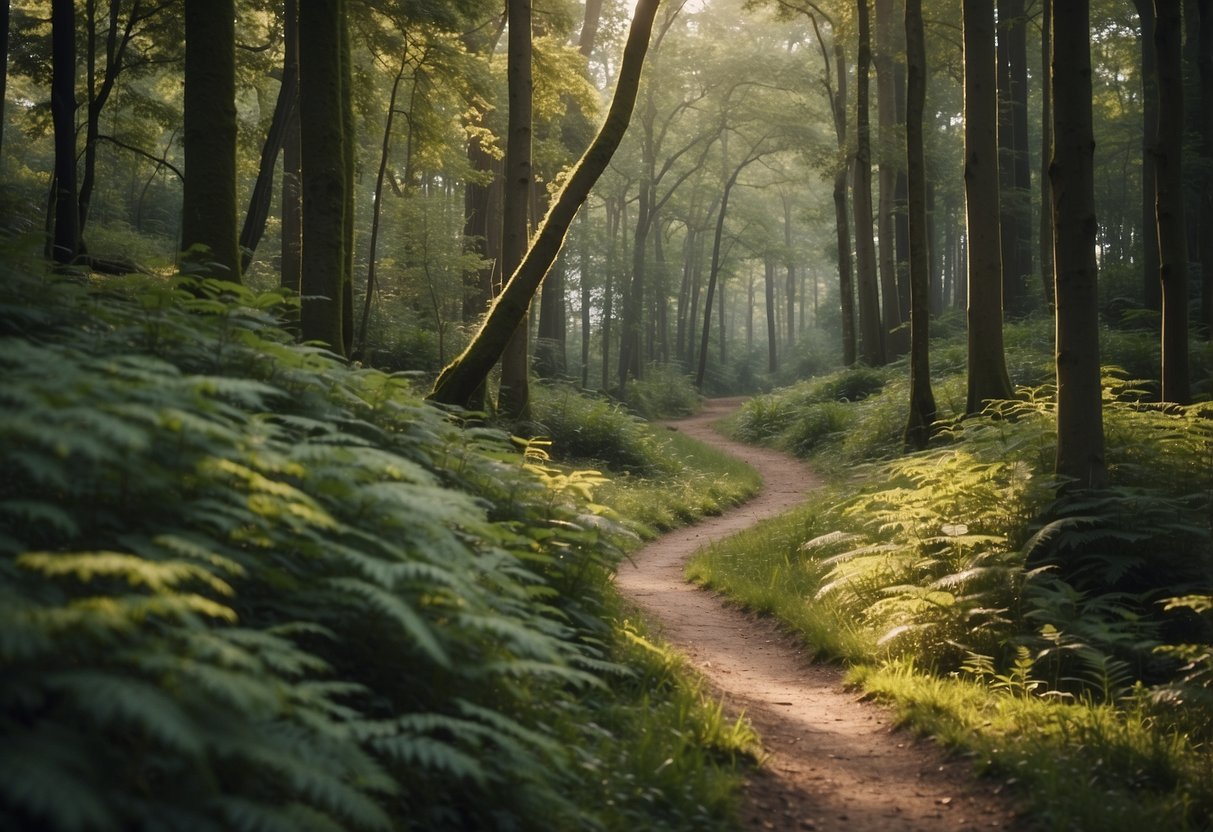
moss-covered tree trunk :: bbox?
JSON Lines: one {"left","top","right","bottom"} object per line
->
{"left": 298, "top": 0, "right": 347, "bottom": 355}
{"left": 181, "top": 0, "right": 240, "bottom": 281}
{"left": 1051, "top": 0, "right": 1106, "bottom": 488}
{"left": 429, "top": 0, "right": 661, "bottom": 410}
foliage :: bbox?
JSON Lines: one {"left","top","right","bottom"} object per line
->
{"left": 623, "top": 365, "right": 703, "bottom": 421}
{"left": 0, "top": 259, "right": 753, "bottom": 832}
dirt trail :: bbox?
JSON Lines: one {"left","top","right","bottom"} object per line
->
{"left": 614, "top": 398, "right": 1025, "bottom": 832}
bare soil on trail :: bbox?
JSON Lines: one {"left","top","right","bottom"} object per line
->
{"left": 614, "top": 398, "right": 1028, "bottom": 832}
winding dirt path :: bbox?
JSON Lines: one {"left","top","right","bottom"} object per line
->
{"left": 615, "top": 398, "right": 1026, "bottom": 832}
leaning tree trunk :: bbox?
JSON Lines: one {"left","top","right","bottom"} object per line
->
{"left": 240, "top": 0, "right": 299, "bottom": 272}
{"left": 429, "top": 0, "right": 661, "bottom": 409}
{"left": 50, "top": 0, "right": 79, "bottom": 265}
{"left": 1155, "top": 0, "right": 1190, "bottom": 404}
{"left": 853, "top": 0, "right": 886, "bottom": 367}
{"left": 181, "top": 0, "right": 240, "bottom": 281}
{"left": 298, "top": 0, "right": 347, "bottom": 354}
{"left": 962, "top": 0, "right": 1013, "bottom": 413}
{"left": 904, "top": 0, "right": 936, "bottom": 450}
{"left": 1051, "top": 0, "right": 1106, "bottom": 489}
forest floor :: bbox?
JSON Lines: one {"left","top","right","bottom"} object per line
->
{"left": 614, "top": 398, "right": 1029, "bottom": 832}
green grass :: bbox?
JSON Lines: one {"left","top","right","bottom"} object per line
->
{"left": 688, "top": 319, "right": 1213, "bottom": 832}
{"left": 596, "top": 427, "right": 762, "bottom": 539}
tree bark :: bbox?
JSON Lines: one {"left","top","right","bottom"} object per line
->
{"left": 182, "top": 0, "right": 240, "bottom": 281}
{"left": 904, "top": 0, "right": 936, "bottom": 450}
{"left": 1199, "top": 0, "right": 1213, "bottom": 338}
{"left": 299, "top": 0, "right": 347, "bottom": 353}
{"left": 497, "top": 0, "right": 535, "bottom": 419}
{"left": 1134, "top": 0, "right": 1163, "bottom": 311}
{"left": 50, "top": 0, "right": 79, "bottom": 265}
{"left": 765, "top": 255, "right": 778, "bottom": 373}
{"left": 875, "top": 0, "right": 902, "bottom": 348}
{"left": 854, "top": 0, "right": 886, "bottom": 366}
{"left": 429, "top": 0, "right": 661, "bottom": 409}
{"left": 1039, "top": 0, "right": 1054, "bottom": 310}
{"left": 0, "top": 0, "right": 9, "bottom": 164}
{"left": 962, "top": 0, "right": 1012, "bottom": 413}
{"left": 997, "top": 0, "right": 1031, "bottom": 314}
{"left": 1051, "top": 0, "right": 1106, "bottom": 488}
{"left": 1155, "top": 0, "right": 1190, "bottom": 404}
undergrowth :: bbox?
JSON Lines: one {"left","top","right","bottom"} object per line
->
{"left": 693, "top": 322, "right": 1213, "bottom": 831}
{"left": 0, "top": 258, "right": 756, "bottom": 832}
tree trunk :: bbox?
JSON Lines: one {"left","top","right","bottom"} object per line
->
{"left": 618, "top": 176, "right": 652, "bottom": 387}
{"left": 1135, "top": 0, "right": 1163, "bottom": 311}
{"left": 765, "top": 255, "right": 778, "bottom": 373}
{"left": 497, "top": 0, "right": 535, "bottom": 419}
{"left": 181, "top": 0, "right": 240, "bottom": 281}
{"left": 356, "top": 49, "right": 408, "bottom": 358}
{"left": 50, "top": 0, "right": 79, "bottom": 264}
{"left": 1199, "top": 0, "right": 1213, "bottom": 338}
{"left": 962, "top": 0, "right": 1012, "bottom": 413}
{"left": 904, "top": 0, "right": 936, "bottom": 449}
{"left": 429, "top": 0, "right": 661, "bottom": 409}
{"left": 580, "top": 210, "right": 592, "bottom": 387}
{"left": 1155, "top": 0, "right": 1191, "bottom": 404}
{"left": 339, "top": 10, "right": 354, "bottom": 358}
{"left": 875, "top": 0, "right": 904, "bottom": 353}
{"left": 0, "top": 0, "right": 9, "bottom": 164}
{"left": 997, "top": 0, "right": 1031, "bottom": 314}
{"left": 299, "top": 0, "right": 347, "bottom": 354}
{"left": 1193, "top": 0, "right": 1213, "bottom": 342}
{"left": 239, "top": 0, "right": 298, "bottom": 272}
{"left": 281, "top": 96, "right": 302, "bottom": 296}
{"left": 784, "top": 194, "right": 796, "bottom": 347}
{"left": 1051, "top": 0, "right": 1106, "bottom": 489}
{"left": 854, "top": 0, "right": 885, "bottom": 366}
{"left": 1039, "top": 0, "right": 1055, "bottom": 310}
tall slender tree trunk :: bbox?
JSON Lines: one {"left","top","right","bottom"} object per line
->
{"left": 997, "top": 0, "right": 1031, "bottom": 314}
{"left": 1039, "top": 0, "right": 1055, "bottom": 310}
{"left": 50, "top": 0, "right": 79, "bottom": 265}
{"left": 580, "top": 210, "right": 592, "bottom": 386}
{"left": 299, "top": 0, "right": 347, "bottom": 353}
{"left": 1051, "top": 0, "right": 1106, "bottom": 488}
{"left": 497, "top": 0, "right": 535, "bottom": 419}
{"left": 1135, "top": 0, "right": 1163, "bottom": 311}
{"left": 904, "top": 0, "right": 936, "bottom": 449}
{"left": 854, "top": 0, "right": 885, "bottom": 366}
{"left": 963, "top": 0, "right": 1013, "bottom": 413}
{"left": 783, "top": 194, "right": 797, "bottom": 347}
{"left": 0, "top": 0, "right": 9, "bottom": 164}
{"left": 356, "top": 51, "right": 408, "bottom": 358}
{"left": 1155, "top": 0, "right": 1191, "bottom": 404}
{"left": 1199, "top": 0, "right": 1213, "bottom": 338}
{"left": 875, "top": 0, "right": 902, "bottom": 349}
{"left": 181, "top": 0, "right": 240, "bottom": 281}
{"left": 339, "top": 10, "right": 354, "bottom": 358}
{"left": 765, "top": 255, "right": 778, "bottom": 373}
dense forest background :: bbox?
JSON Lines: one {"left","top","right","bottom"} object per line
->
{"left": 6, "top": 0, "right": 1191, "bottom": 406}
